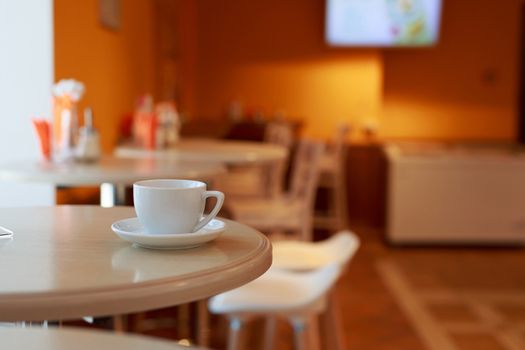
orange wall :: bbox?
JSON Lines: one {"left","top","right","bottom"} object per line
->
{"left": 155, "top": 0, "right": 199, "bottom": 115}
{"left": 193, "top": 0, "right": 383, "bottom": 140}
{"left": 55, "top": 0, "right": 522, "bottom": 144}
{"left": 381, "top": 0, "right": 521, "bottom": 141}
{"left": 187, "top": 0, "right": 521, "bottom": 142}
{"left": 54, "top": 0, "right": 156, "bottom": 152}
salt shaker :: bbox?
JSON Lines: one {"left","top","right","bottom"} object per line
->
{"left": 75, "top": 107, "right": 101, "bottom": 162}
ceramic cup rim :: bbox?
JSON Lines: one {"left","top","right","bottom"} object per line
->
{"left": 134, "top": 179, "right": 206, "bottom": 191}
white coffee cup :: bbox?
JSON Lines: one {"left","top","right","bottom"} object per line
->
{"left": 134, "top": 179, "right": 225, "bottom": 235}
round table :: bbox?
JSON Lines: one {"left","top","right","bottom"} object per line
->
{"left": 0, "top": 206, "right": 271, "bottom": 322}
{"left": 0, "top": 156, "right": 226, "bottom": 206}
{"left": 0, "top": 327, "right": 205, "bottom": 350}
{"left": 115, "top": 138, "right": 288, "bottom": 165}
{"left": 116, "top": 139, "right": 288, "bottom": 197}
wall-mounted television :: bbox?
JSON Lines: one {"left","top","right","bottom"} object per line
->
{"left": 326, "top": 0, "right": 442, "bottom": 47}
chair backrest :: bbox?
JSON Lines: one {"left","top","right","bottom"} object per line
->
{"left": 264, "top": 121, "right": 293, "bottom": 150}
{"left": 293, "top": 263, "right": 343, "bottom": 308}
{"left": 264, "top": 122, "right": 293, "bottom": 197}
{"left": 320, "top": 230, "right": 360, "bottom": 267}
{"left": 293, "top": 231, "right": 359, "bottom": 310}
{"left": 289, "top": 140, "right": 324, "bottom": 202}
{"left": 272, "top": 230, "right": 360, "bottom": 271}
{"left": 323, "top": 123, "right": 351, "bottom": 171}
{"left": 299, "top": 232, "right": 360, "bottom": 308}
{"left": 288, "top": 140, "right": 324, "bottom": 240}
{"left": 208, "top": 263, "right": 344, "bottom": 315}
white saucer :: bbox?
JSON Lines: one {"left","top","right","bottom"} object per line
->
{"left": 111, "top": 218, "right": 225, "bottom": 249}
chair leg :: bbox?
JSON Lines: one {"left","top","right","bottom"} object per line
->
{"left": 308, "top": 315, "right": 321, "bottom": 350}
{"left": 334, "top": 170, "right": 348, "bottom": 230}
{"left": 292, "top": 318, "right": 307, "bottom": 350}
{"left": 291, "top": 317, "right": 320, "bottom": 350}
{"left": 263, "top": 316, "right": 276, "bottom": 350}
{"left": 322, "top": 293, "right": 346, "bottom": 350}
{"left": 177, "top": 303, "right": 191, "bottom": 341}
{"left": 228, "top": 317, "right": 244, "bottom": 350}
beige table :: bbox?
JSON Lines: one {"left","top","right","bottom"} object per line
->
{"left": 116, "top": 139, "right": 288, "bottom": 197}
{"left": 0, "top": 156, "right": 226, "bottom": 206}
{"left": 0, "top": 327, "right": 205, "bottom": 350}
{"left": 115, "top": 138, "right": 288, "bottom": 165}
{"left": 0, "top": 206, "right": 271, "bottom": 322}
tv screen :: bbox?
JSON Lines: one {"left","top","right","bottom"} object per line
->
{"left": 326, "top": 0, "right": 442, "bottom": 47}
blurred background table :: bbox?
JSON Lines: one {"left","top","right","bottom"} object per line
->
{"left": 116, "top": 138, "right": 289, "bottom": 199}
{"left": 0, "top": 156, "right": 226, "bottom": 206}
{"left": 115, "top": 138, "right": 287, "bottom": 166}
{"left": 0, "top": 206, "right": 271, "bottom": 322}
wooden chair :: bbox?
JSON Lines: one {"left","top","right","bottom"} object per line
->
{"left": 215, "top": 121, "right": 293, "bottom": 199}
{"left": 314, "top": 123, "right": 350, "bottom": 231}
{"left": 263, "top": 121, "right": 293, "bottom": 197}
{"left": 227, "top": 139, "right": 324, "bottom": 241}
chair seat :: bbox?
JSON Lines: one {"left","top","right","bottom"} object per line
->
{"left": 208, "top": 265, "right": 339, "bottom": 316}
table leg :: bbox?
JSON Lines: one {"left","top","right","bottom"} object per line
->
{"left": 113, "top": 315, "right": 128, "bottom": 333}
{"left": 100, "top": 183, "right": 127, "bottom": 207}
{"left": 177, "top": 303, "right": 191, "bottom": 340}
{"left": 196, "top": 299, "right": 210, "bottom": 347}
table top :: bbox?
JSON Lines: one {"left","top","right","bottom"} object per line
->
{"left": 115, "top": 138, "right": 288, "bottom": 165}
{"left": 0, "top": 156, "right": 226, "bottom": 186}
{"left": 0, "top": 206, "right": 272, "bottom": 321}
{"left": 0, "top": 328, "right": 205, "bottom": 350}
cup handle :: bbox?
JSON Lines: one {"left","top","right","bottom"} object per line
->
{"left": 193, "top": 190, "right": 225, "bottom": 232}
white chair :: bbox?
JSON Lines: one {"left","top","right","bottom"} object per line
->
{"left": 227, "top": 139, "right": 324, "bottom": 241}
{"left": 314, "top": 123, "right": 350, "bottom": 231}
{"left": 209, "top": 231, "right": 360, "bottom": 350}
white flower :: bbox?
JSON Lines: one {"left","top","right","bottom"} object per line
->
{"left": 52, "top": 79, "right": 85, "bottom": 101}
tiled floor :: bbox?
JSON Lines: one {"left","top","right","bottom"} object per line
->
{"left": 210, "top": 227, "right": 525, "bottom": 350}
{"left": 377, "top": 252, "right": 525, "bottom": 350}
